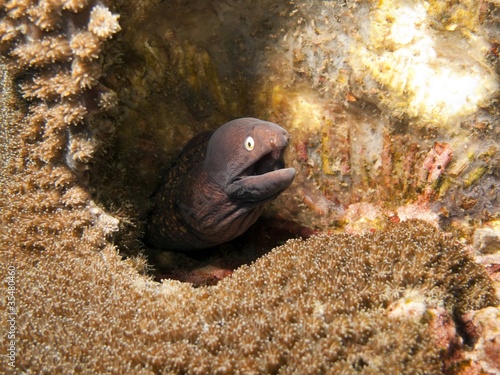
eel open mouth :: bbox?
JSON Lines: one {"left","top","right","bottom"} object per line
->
{"left": 228, "top": 146, "right": 296, "bottom": 203}
{"left": 239, "top": 147, "right": 286, "bottom": 178}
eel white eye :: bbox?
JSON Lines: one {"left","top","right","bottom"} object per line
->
{"left": 244, "top": 136, "right": 255, "bottom": 151}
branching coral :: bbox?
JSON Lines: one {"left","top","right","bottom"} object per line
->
{"left": 0, "top": 0, "right": 120, "bottom": 168}
{"left": 0, "top": 0, "right": 122, "bottom": 253}
{"left": 1, "top": 221, "right": 496, "bottom": 373}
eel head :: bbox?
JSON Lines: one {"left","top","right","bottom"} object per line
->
{"left": 203, "top": 118, "right": 296, "bottom": 204}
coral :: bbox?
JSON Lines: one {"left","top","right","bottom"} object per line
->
{"left": 1, "top": 221, "right": 496, "bottom": 373}
{"left": 264, "top": 0, "right": 500, "bottom": 233}
{"left": 88, "top": 5, "right": 120, "bottom": 39}
{"left": 352, "top": 0, "right": 497, "bottom": 126}
{"left": 472, "top": 221, "right": 500, "bottom": 302}
{"left": 0, "top": 0, "right": 120, "bottom": 170}
{"left": 0, "top": 0, "right": 122, "bottom": 254}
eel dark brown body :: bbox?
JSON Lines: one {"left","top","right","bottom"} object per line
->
{"left": 146, "top": 118, "right": 296, "bottom": 250}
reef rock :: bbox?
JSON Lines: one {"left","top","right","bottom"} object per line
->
{"left": 102, "top": 0, "right": 500, "bottom": 238}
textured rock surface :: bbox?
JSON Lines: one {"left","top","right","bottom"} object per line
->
{"left": 84, "top": 0, "right": 500, "bottom": 241}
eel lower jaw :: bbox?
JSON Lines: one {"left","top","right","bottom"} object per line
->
{"left": 227, "top": 167, "right": 296, "bottom": 203}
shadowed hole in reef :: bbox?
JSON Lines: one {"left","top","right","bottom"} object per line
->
{"left": 86, "top": 0, "right": 303, "bottom": 285}
{"left": 144, "top": 218, "right": 314, "bottom": 286}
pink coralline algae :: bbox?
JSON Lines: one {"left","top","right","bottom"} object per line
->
{"left": 419, "top": 142, "right": 454, "bottom": 201}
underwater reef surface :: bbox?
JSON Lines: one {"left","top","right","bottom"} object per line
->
{"left": 1, "top": 0, "right": 500, "bottom": 373}
{"left": 1, "top": 220, "right": 498, "bottom": 373}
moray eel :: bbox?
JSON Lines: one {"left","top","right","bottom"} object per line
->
{"left": 146, "top": 118, "right": 296, "bottom": 250}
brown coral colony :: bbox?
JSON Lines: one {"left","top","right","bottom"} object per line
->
{"left": 1, "top": 1, "right": 120, "bottom": 168}
{"left": 0, "top": 1, "right": 121, "bottom": 256}
{"left": 0, "top": 0, "right": 122, "bottom": 261}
